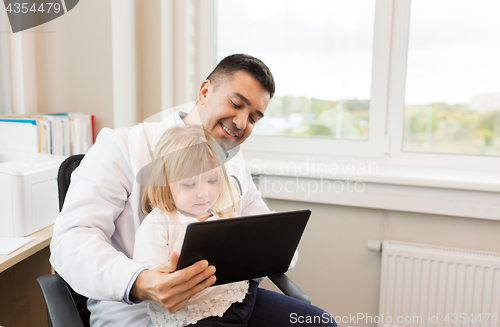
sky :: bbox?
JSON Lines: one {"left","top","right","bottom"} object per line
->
{"left": 217, "top": 0, "right": 500, "bottom": 105}
{"left": 217, "top": 0, "right": 375, "bottom": 101}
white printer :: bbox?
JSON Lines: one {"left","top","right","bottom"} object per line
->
{"left": 0, "top": 150, "right": 66, "bottom": 237}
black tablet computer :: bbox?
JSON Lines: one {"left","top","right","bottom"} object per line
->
{"left": 176, "top": 209, "right": 311, "bottom": 286}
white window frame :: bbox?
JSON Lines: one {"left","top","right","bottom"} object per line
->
{"left": 0, "top": 13, "right": 38, "bottom": 116}
{"left": 0, "top": 10, "right": 12, "bottom": 115}
{"left": 161, "top": 0, "right": 216, "bottom": 111}
{"left": 187, "top": 0, "right": 500, "bottom": 220}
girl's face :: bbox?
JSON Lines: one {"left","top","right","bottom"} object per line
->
{"left": 171, "top": 168, "right": 221, "bottom": 220}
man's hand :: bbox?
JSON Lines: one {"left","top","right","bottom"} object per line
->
{"left": 130, "top": 251, "right": 216, "bottom": 312}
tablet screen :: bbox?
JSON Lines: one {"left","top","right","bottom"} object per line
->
{"left": 176, "top": 210, "right": 311, "bottom": 285}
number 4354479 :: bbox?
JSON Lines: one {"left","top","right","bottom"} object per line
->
{"left": 444, "top": 313, "right": 499, "bottom": 324}
{"left": 5, "top": 3, "right": 62, "bottom": 14}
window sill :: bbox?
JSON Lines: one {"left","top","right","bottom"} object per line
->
{"left": 243, "top": 154, "right": 500, "bottom": 221}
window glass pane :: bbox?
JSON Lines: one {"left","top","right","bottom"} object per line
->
{"left": 217, "top": 0, "right": 375, "bottom": 140}
{"left": 404, "top": 0, "right": 500, "bottom": 156}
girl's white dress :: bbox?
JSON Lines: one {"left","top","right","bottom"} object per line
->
{"left": 133, "top": 208, "right": 249, "bottom": 327}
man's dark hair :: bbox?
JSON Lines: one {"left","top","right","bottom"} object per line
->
{"left": 206, "top": 54, "right": 275, "bottom": 98}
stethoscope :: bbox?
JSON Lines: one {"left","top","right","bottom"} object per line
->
{"left": 231, "top": 175, "right": 243, "bottom": 198}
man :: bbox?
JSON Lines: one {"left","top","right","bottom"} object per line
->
{"left": 50, "top": 54, "right": 336, "bottom": 326}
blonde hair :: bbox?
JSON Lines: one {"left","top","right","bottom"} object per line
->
{"left": 142, "top": 125, "right": 241, "bottom": 218}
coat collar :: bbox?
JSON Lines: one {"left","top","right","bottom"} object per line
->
{"left": 150, "top": 111, "right": 187, "bottom": 156}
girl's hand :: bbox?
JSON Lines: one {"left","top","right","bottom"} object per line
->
{"left": 130, "top": 251, "right": 216, "bottom": 312}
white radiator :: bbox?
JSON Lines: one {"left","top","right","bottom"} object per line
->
{"left": 378, "top": 240, "right": 500, "bottom": 327}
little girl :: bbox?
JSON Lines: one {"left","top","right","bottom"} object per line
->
{"left": 134, "top": 124, "right": 247, "bottom": 327}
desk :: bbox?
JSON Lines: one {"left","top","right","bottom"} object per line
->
{"left": 0, "top": 225, "right": 52, "bottom": 327}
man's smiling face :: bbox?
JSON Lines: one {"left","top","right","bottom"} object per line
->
{"left": 196, "top": 70, "right": 270, "bottom": 150}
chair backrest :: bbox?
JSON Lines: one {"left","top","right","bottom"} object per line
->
{"left": 57, "top": 154, "right": 85, "bottom": 211}
{"left": 57, "top": 154, "right": 91, "bottom": 327}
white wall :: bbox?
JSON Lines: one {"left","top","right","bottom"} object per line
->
{"left": 33, "top": 0, "right": 114, "bottom": 133}
{"left": 31, "top": 0, "right": 210, "bottom": 133}
{"left": 260, "top": 199, "right": 500, "bottom": 326}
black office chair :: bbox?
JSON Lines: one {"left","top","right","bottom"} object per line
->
{"left": 37, "top": 154, "right": 310, "bottom": 327}
{"left": 38, "top": 154, "right": 89, "bottom": 327}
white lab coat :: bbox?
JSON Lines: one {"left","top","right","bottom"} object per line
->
{"left": 49, "top": 111, "right": 273, "bottom": 326}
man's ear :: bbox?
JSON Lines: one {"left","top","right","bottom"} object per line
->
{"left": 198, "top": 80, "right": 211, "bottom": 105}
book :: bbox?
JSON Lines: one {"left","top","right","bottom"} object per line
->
{"left": 0, "top": 113, "right": 94, "bottom": 155}
{"left": 0, "top": 118, "right": 40, "bottom": 153}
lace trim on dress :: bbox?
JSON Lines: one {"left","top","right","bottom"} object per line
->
{"left": 148, "top": 281, "right": 249, "bottom": 327}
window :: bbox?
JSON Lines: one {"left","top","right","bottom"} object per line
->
{"left": 216, "top": 0, "right": 500, "bottom": 169}
{"left": 216, "top": 0, "right": 390, "bottom": 157}
{"left": 218, "top": 0, "right": 375, "bottom": 140}
{"left": 403, "top": 0, "right": 500, "bottom": 157}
